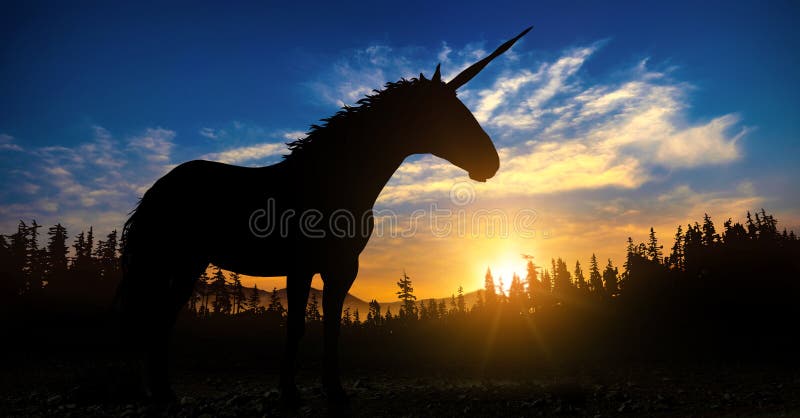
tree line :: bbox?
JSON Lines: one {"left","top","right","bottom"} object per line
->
{"left": 373, "top": 209, "right": 800, "bottom": 335}
{"left": 3, "top": 209, "right": 797, "bottom": 338}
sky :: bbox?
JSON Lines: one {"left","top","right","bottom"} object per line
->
{"left": 1, "top": 1, "right": 799, "bottom": 301}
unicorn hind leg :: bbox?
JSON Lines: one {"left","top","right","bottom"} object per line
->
{"left": 115, "top": 252, "right": 206, "bottom": 401}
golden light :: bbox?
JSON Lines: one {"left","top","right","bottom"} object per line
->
{"left": 485, "top": 254, "right": 528, "bottom": 293}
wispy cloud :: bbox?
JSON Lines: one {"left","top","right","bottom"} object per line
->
{"left": 201, "top": 142, "right": 286, "bottom": 164}
{"left": 281, "top": 130, "right": 307, "bottom": 141}
{"left": 0, "top": 126, "right": 176, "bottom": 233}
{"left": 307, "top": 40, "right": 496, "bottom": 108}
{"left": 128, "top": 128, "right": 175, "bottom": 163}
{"left": 0, "top": 133, "right": 23, "bottom": 151}
{"left": 194, "top": 121, "right": 298, "bottom": 165}
{"left": 199, "top": 127, "right": 225, "bottom": 140}
{"left": 353, "top": 44, "right": 747, "bottom": 204}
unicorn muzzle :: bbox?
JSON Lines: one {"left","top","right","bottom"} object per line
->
{"left": 468, "top": 156, "right": 499, "bottom": 182}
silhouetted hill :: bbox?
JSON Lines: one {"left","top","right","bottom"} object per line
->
{"left": 235, "top": 286, "right": 480, "bottom": 316}
{"left": 232, "top": 286, "right": 370, "bottom": 315}
{"left": 377, "top": 289, "right": 482, "bottom": 314}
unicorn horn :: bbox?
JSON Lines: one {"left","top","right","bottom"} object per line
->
{"left": 447, "top": 26, "right": 532, "bottom": 90}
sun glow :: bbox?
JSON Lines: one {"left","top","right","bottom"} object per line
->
{"left": 486, "top": 255, "right": 529, "bottom": 294}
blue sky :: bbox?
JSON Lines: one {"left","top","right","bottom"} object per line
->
{"left": 1, "top": 1, "right": 798, "bottom": 298}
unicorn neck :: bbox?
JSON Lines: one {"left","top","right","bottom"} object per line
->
{"left": 290, "top": 127, "right": 412, "bottom": 210}
{"left": 346, "top": 141, "right": 409, "bottom": 208}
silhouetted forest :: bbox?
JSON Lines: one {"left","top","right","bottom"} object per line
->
{"left": 2, "top": 210, "right": 799, "bottom": 415}
{"left": 2, "top": 209, "right": 798, "bottom": 363}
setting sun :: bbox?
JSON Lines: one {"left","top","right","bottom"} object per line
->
{"left": 484, "top": 256, "right": 529, "bottom": 293}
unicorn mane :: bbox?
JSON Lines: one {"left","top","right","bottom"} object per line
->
{"left": 284, "top": 77, "right": 442, "bottom": 160}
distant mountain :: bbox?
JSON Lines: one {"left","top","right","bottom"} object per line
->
{"left": 377, "top": 289, "right": 483, "bottom": 314}
{"left": 232, "top": 286, "right": 482, "bottom": 316}
{"left": 233, "top": 286, "right": 370, "bottom": 315}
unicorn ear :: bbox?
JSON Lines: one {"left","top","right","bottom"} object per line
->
{"left": 419, "top": 72, "right": 428, "bottom": 81}
{"left": 432, "top": 63, "right": 442, "bottom": 83}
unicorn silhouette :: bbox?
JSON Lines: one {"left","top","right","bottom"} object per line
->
{"left": 115, "top": 27, "right": 532, "bottom": 404}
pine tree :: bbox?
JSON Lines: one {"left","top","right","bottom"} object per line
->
{"left": 306, "top": 292, "right": 322, "bottom": 322}
{"left": 623, "top": 237, "right": 635, "bottom": 281}
{"left": 589, "top": 254, "right": 603, "bottom": 294}
{"left": 95, "top": 230, "right": 119, "bottom": 282}
{"left": 267, "top": 286, "right": 285, "bottom": 316}
{"left": 523, "top": 255, "right": 539, "bottom": 310}
{"left": 342, "top": 306, "right": 352, "bottom": 326}
{"left": 484, "top": 267, "right": 496, "bottom": 306}
{"left": 418, "top": 300, "right": 429, "bottom": 320}
{"left": 758, "top": 209, "right": 778, "bottom": 238}
{"left": 367, "top": 299, "right": 381, "bottom": 326}
{"left": 211, "top": 266, "right": 231, "bottom": 314}
{"left": 247, "top": 284, "right": 262, "bottom": 313}
{"left": 456, "top": 285, "right": 466, "bottom": 313}
{"left": 553, "top": 258, "right": 572, "bottom": 292}
{"left": 0, "top": 235, "right": 13, "bottom": 303}
{"left": 496, "top": 276, "right": 506, "bottom": 302}
{"left": 384, "top": 307, "right": 393, "bottom": 322}
{"left": 745, "top": 210, "right": 757, "bottom": 238}
{"left": 27, "top": 220, "right": 45, "bottom": 293}
{"left": 427, "top": 298, "right": 438, "bottom": 320}
{"left": 8, "top": 221, "right": 30, "bottom": 296}
{"left": 647, "top": 227, "right": 663, "bottom": 262}
{"left": 197, "top": 270, "right": 211, "bottom": 316}
{"left": 668, "top": 225, "right": 684, "bottom": 270}
{"left": 45, "top": 223, "right": 68, "bottom": 289}
{"left": 72, "top": 231, "right": 86, "bottom": 269}
{"left": 474, "top": 289, "right": 485, "bottom": 311}
{"left": 541, "top": 269, "right": 552, "bottom": 293}
{"left": 29, "top": 220, "right": 40, "bottom": 254}
{"left": 86, "top": 227, "right": 94, "bottom": 260}
{"left": 396, "top": 270, "right": 417, "bottom": 320}
{"left": 701, "top": 213, "right": 718, "bottom": 246}
{"left": 603, "top": 259, "right": 619, "bottom": 296}
{"left": 508, "top": 272, "right": 525, "bottom": 310}
{"left": 574, "top": 260, "right": 586, "bottom": 289}
{"left": 230, "top": 271, "right": 245, "bottom": 314}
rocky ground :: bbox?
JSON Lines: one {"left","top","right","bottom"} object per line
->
{"left": 3, "top": 364, "right": 799, "bottom": 417}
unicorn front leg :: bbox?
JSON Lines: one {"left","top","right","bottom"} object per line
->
{"left": 279, "top": 270, "right": 313, "bottom": 405}
{"left": 321, "top": 258, "right": 358, "bottom": 404}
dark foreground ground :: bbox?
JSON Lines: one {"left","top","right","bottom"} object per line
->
{"left": 3, "top": 312, "right": 800, "bottom": 417}
{"left": 3, "top": 360, "right": 799, "bottom": 417}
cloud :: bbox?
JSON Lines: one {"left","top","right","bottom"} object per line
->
{"left": 0, "top": 126, "right": 176, "bottom": 234}
{"left": 128, "top": 128, "right": 175, "bottom": 162}
{"left": 337, "top": 43, "right": 748, "bottom": 205}
{"left": 201, "top": 142, "right": 286, "bottom": 164}
{"left": 0, "top": 115, "right": 358, "bottom": 238}
{"left": 0, "top": 133, "right": 23, "bottom": 151}
{"left": 194, "top": 121, "right": 295, "bottom": 164}
{"left": 653, "top": 114, "right": 743, "bottom": 167}
{"left": 437, "top": 42, "right": 452, "bottom": 63}
{"left": 199, "top": 127, "right": 225, "bottom": 139}
{"left": 281, "top": 130, "right": 307, "bottom": 141}
{"left": 308, "top": 40, "right": 495, "bottom": 108}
